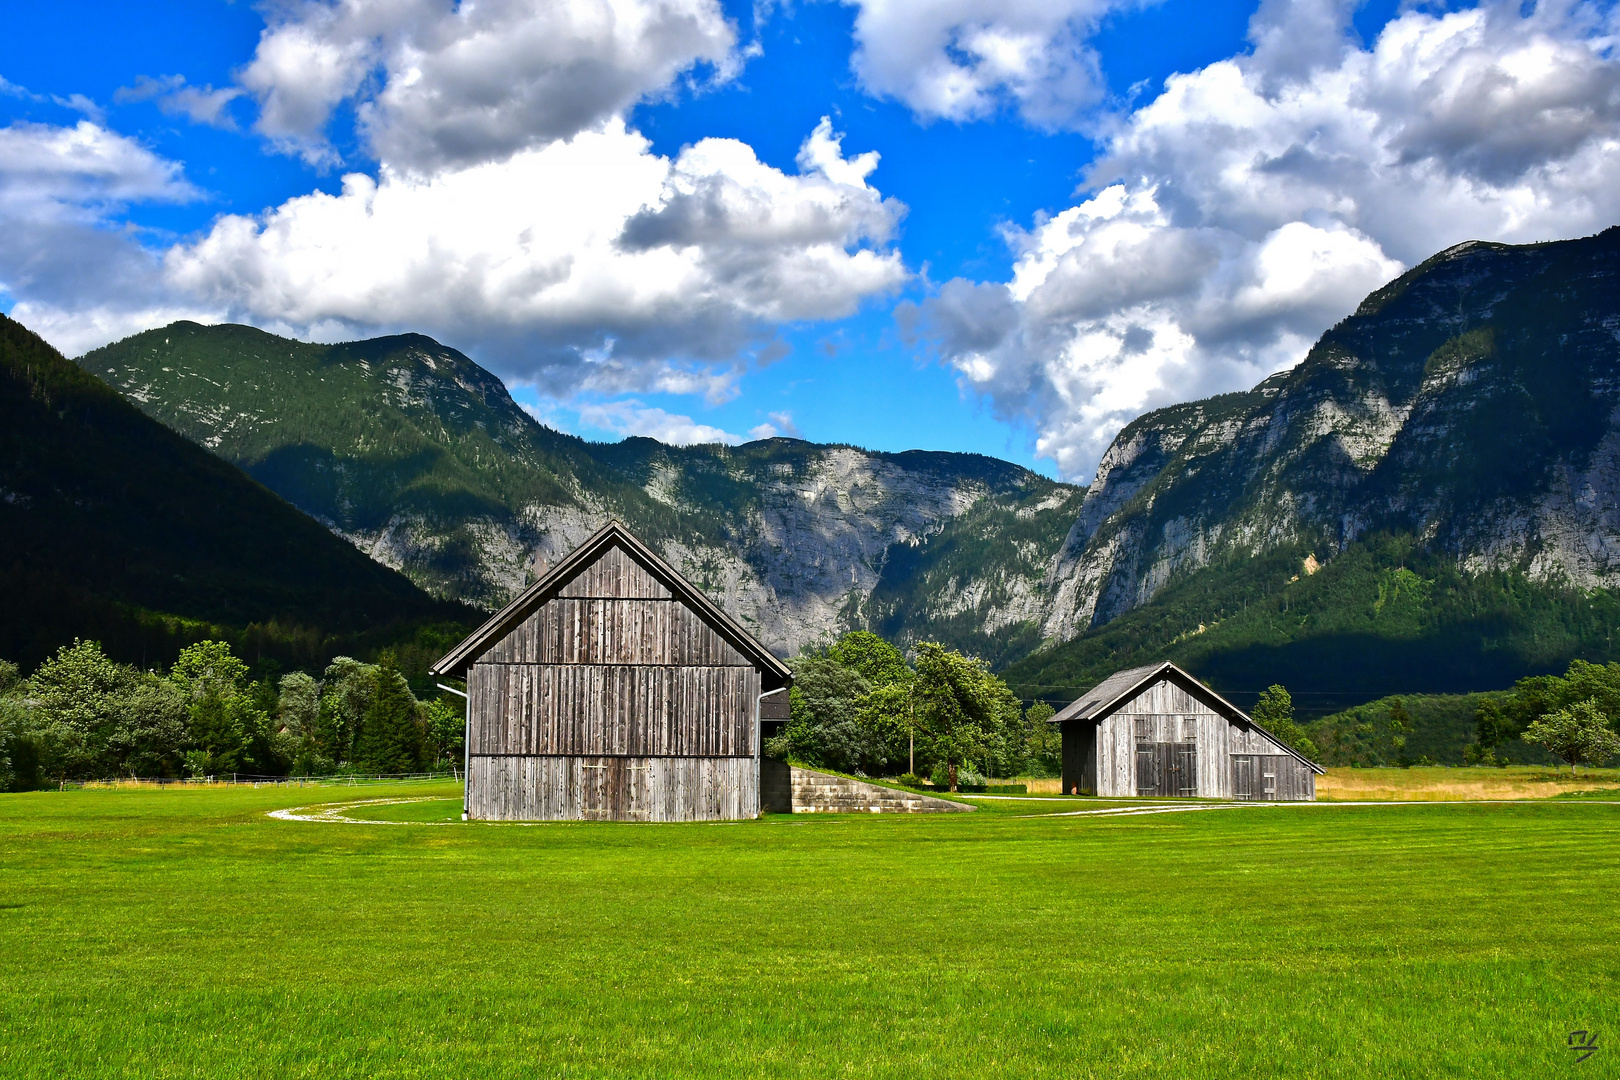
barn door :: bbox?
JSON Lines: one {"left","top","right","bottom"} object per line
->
{"left": 617, "top": 760, "right": 650, "bottom": 820}
{"left": 1137, "top": 742, "right": 1198, "bottom": 796}
{"left": 1175, "top": 742, "right": 1198, "bottom": 796}
{"left": 1137, "top": 735, "right": 1198, "bottom": 796}
{"left": 1154, "top": 742, "right": 1197, "bottom": 797}
{"left": 1231, "top": 755, "right": 1255, "bottom": 800}
{"left": 582, "top": 759, "right": 651, "bottom": 820}
{"left": 1174, "top": 717, "right": 1198, "bottom": 797}
{"left": 1135, "top": 741, "right": 1162, "bottom": 796}
{"left": 581, "top": 760, "right": 611, "bottom": 819}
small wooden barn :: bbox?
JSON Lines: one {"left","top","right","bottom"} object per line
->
{"left": 431, "top": 521, "right": 792, "bottom": 822}
{"left": 1051, "top": 661, "right": 1323, "bottom": 800}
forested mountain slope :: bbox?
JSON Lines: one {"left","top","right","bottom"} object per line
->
{"left": 1039, "top": 226, "right": 1620, "bottom": 641}
{"left": 82, "top": 323, "right": 1083, "bottom": 663}
{"left": 1009, "top": 227, "right": 1620, "bottom": 707}
{"left": 0, "top": 315, "right": 466, "bottom": 671}
{"left": 72, "top": 226, "right": 1620, "bottom": 689}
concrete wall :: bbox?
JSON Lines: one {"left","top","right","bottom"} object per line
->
{"left": 762, "top": 763, "right": 973, "bottom": 814}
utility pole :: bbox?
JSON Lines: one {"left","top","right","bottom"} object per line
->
{"left": 908, "top": 692, "right": 915, "bottom": 776}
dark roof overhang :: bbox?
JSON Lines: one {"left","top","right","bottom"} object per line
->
{"left": 1048, "top": 660, "right": 1324, "bottom": 774}
{"left": 429, "top": 520, "right": 792, "bottom": 688}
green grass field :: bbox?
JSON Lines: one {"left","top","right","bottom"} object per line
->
{"left": 2, "top": 784, "right": 1616, "bottom": 1078}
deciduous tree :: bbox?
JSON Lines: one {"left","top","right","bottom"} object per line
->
{"left": 317, "top": 657, "right": 376, "bottom": 765}
{"left": 912, "top": 643, "right": 1020, "bottom": 790}
{"left": 768, "top": 656, "right": 875, "bottom": 773}
{"left": 28, "top": 639, "right": 137, "bottom": 779}
{"left": 1522, "top": 699, "right": 1620, "bottom": 775}
{"left": 1024, "top": 701, "right": 1060, "bottom": 776}
{"left": 422, "top": 697, "right": 464, "bottom": 768}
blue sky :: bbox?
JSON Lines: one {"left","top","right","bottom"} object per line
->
{"left": 2, "top": 0, "right": 1618, "bottom": 480}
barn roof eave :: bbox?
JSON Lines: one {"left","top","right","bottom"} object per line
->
{"left": 1047, "top": 661, "right": 1174, "bottom": 724}
{"left": 428, "top": 520, "right": 793, "bottom": 685}
{"left": 1048, "top": 660, "right": 1324, "bottom": 775}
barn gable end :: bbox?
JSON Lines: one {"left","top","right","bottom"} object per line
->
{"left": 1052, "top": 661, "right": 1323, "bottom": 801}
{"left": 432, "top": 521, "right": 791, "bottom": 822}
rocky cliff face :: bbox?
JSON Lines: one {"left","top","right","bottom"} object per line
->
{"left": 80, "top": 322, "right": 1083, "bottom": 661}
{"left": 80, "top": 229, "right": 1620, "bottom": 667}
{"left": 1042, "top": 227, "right": 1620, "bottom": 638}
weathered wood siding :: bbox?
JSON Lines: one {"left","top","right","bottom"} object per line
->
{"left": 1068, "top": 674, "right": 1315, "bottom": 800}
{"left": 480, "top": 599, "right": 750, "bottom": 667}
{"left": 1230, "top": 754, "right": 1315, "bottom": 801}
{"left": 468, "top": 755, "right": 757, "bottom": 822}
{"left": 554, "top": 545, "right": 673, "bottom": 600}
{"left": 465, "top": 541, "right": 765, "bottom": 822}
{"left": 469, "top": 664, "right": 758, "bottom": 757}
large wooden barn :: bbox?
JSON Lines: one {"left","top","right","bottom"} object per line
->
{"left": 432, "top": 521, "right": 792, "bottom": 822}
{"left": 1052, "top": 661, "right": 1323, "bottom": 800}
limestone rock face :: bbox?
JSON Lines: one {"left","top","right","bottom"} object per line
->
{"left": 1040, "top": 228, "right": 1620, "bottom": 638}
{"left": 82, "top": 323, "right": 1083, "bottom": 663}
{"left": 80, "top": 229, "right": 1620, "bottom": 665}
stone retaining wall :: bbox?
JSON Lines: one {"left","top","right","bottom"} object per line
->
{"left": 761, "top": 761, "right": 974, "bottom": 814}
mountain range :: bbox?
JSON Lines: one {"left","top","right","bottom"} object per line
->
{"left": 15, "top": 224, "right": 1620, "bottom": 720}
{"left": 1006, "top": 226, "right": 1620, "bottom": 708}
{"left": 80, "top": 323, "right": 1084, "bottom": 666}
{"left": 0, "top": 315, "right": 466, "bottom": 673}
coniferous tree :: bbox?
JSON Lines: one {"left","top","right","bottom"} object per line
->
{"left": 356, "top": 654, "right": 422, "bottom": 774}
{"left": 317, "top": 657, "right": 376, "bottom": 765}
{"left": 1251, "top": 684, "right": 1320, "bottom": 761}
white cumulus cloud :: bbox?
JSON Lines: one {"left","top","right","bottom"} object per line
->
{"left": 913, "top": 0, "right": 1620, "bottom": 481}
{"left": 844, "top": 0, "right": 1126, "bottom": 128}
{"left": 0, "top": 120, "right": 217, "bottom": 355}
{"left": 163, "top": 116, "right": 906, "bottom": 399}
{"left": 6, "top": 0, "right": 906, "bottom": 430}
{"left": 241, "top": 0, "right": 740, "bottom": 170}
{"left": 578, "top": 399, "right": 742, "bottom": 444}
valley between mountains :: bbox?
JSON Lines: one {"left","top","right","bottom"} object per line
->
{"left": 59, "top": 225, "right": 1620, "bottom": 706}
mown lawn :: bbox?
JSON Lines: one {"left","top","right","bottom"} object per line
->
{"left": 0, "top": 784, "right": 1615, "bottom": 1078}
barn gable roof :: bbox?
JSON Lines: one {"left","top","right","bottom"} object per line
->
{"left": 430, "top": 520, "right": 792, "bottom": 685}
{"left": 1049, "top": 660, "right": 1323, "bottom": 774}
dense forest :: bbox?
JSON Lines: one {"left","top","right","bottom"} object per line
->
{"left": 0, "top": 638, "right": 464, "bottom": 789}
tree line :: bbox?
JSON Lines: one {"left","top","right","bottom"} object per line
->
{"left": 1470, "top": 659, "right": 1620, "bottom": 773}
{"left": 766, "top": 632, "right": 1060, "bottom": 789}
{"left": 0, "top": 638, "right": 463, "bottom": 789}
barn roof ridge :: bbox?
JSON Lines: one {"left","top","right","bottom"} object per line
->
{"left": 1048, "top": 660, "right": 1323, "bottom": 773}
{"left": 429, "top": 519, "right": 792, "bottom": 682}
